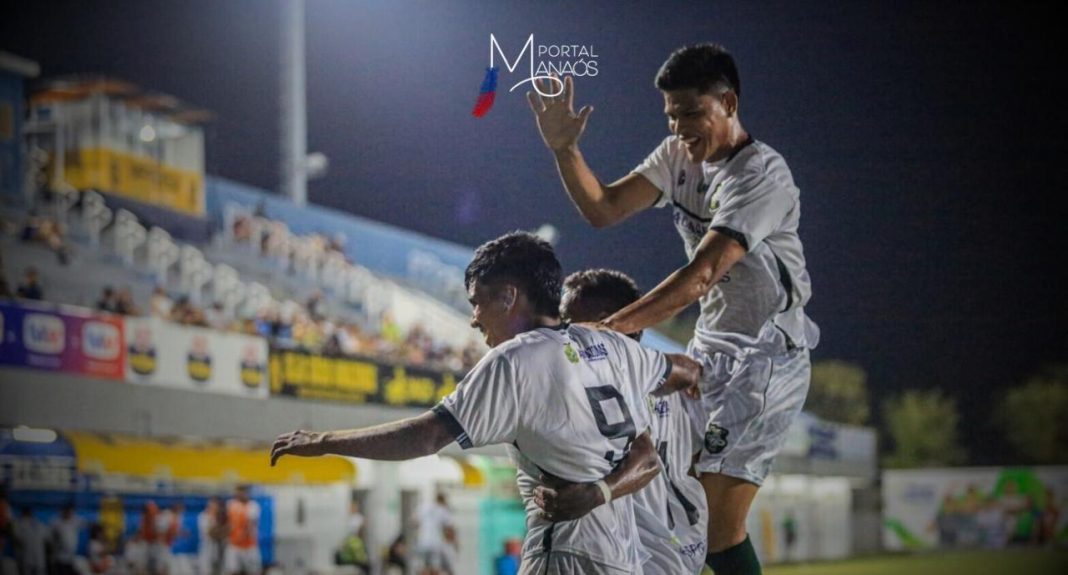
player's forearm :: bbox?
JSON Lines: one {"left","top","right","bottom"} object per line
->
{"left": 553, "top": 147, "right": 618, "bottom": 228}
{"left": 299, "top": 412, "right": 452, "bottom": 461}
{"left": 602, "top": 432, "right": 660, "bottom": 499}
{"left": 603, "top": 262, "right": 713, "bottom": 335}
{"left": 653, "top": 353, "right": 702, "bottom": 397}
{"left": 316, "top": 413, "right": 452, "bottom": 461}
{"left": 605, "top": 233, "right": 744, "bottom": 334}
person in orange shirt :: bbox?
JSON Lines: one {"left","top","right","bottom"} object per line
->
{"left": 224, "top": 487, "right": 261, "bottom": 575}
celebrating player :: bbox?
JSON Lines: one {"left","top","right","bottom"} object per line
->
{"left": 271, "top": 231, "right": 702, "bottom": 575}
{"left": 546, "top": 268, "right": 708, "bottom": 573}
{"left": 529, "top": 44, "right": 819, "bottom": 574}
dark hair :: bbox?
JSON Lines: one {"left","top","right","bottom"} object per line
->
{"left": 465, "top": 232, "right": 562, "bottom": 318}
{"left": 655, "top": 43, "right": 740, "bottom": 97}
{"left": 560, "top": 269, "right": 642, "bottom": 339}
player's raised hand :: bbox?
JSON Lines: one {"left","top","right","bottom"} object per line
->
{"left": 527, "top": 75, "right": 594, "bottom": 153}
{"left": 270, "top": 429, "right": 327, "bottom": 466}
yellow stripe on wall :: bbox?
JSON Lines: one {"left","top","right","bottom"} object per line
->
{"left": 66, "top": 432, "right": 355, "bottom": 485}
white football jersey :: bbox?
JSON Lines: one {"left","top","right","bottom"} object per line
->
{"left": 634, "top": 136, "right": 819, "bottom": 356}
{"left": 436, "top": 324, "right": 671, "bottom": 571}
{"left": 634, "top": 392, "right": 709, "bottom": 574}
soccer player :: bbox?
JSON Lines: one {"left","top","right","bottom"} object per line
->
{"left": 271, "top": 231, "right": 702, "bottom": 575}
{"left": 542, "top": 269, "right": 708, "bottom": 574}
{"left": 528, "top": 44, "right": 819, "bottom": 574}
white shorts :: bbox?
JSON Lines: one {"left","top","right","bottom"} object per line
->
{"left": 689, "top": 344, "right": 810, "bottom": 485}
{"left": 519, "top": 551, "right": 638, "bottom": 575}
{"left": 223, "top": 546, "right": 261, "bottom": 575}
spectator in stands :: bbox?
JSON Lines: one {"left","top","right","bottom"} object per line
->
{"left": 51, "top": 504, "right": 85, "bottom": 575}
{"left": 306, "top": 290, "right": 326, "bottom": 321}
{"left": 97, "top": 286, "right": 119, "bottom": 314}
{"left": 171, "top": 297, "right": 206, "bottom": 327}
{"left": 116, "top": 286, "right": 141, "bottom": 316}
{"left": 204, "top": 303, "right": 233, "bottom": 332}
{"left": 16, "top": 267, "right": 43, "bottom": 301}
{"left": 292, "top": 311, "right": 324, "bottom": 352}
{"left": 379, "top": 311, "right": 403, "bottom": 346}
{"left": 20, "top": 212, "right": 71, "bottom": 265}
{"left": 0, "top": 271, "right": 12, "bottom": 298}
{"left": 0, "top": 252, "right": 13, "bottom": 298}
{"left": 13, "top": 506, "right": 48, "bottom": 575}
{"left": 150, "top": 286, "right": 173, "bottom": 319}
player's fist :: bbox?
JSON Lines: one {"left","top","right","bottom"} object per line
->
{"left": 662, "top": 353, "right": 703, "bottom": 399}
{"left": 533, "top": 472, "right": 603, "bottom": 522}
{"left": 270, "top": 429, "right": 328, "bottom": 466}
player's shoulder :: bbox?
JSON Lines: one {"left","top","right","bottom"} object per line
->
{"left": 498, "top": 326, "right": 568, "bottom": 360}
{"left": 649, "top": 135, "right": 689, "bottom": 164}
{"left": 727, "top": 139, "right": 796, "bottom": 191}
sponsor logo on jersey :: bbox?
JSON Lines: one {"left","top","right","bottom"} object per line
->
{"left": 23, "top": 314, "right": 65, "bottom": 354}
{"left": 653, "top": 398, "right": 670, "bottom": 418}
{"left": 187, "top": 334, "right": 213, "bottom": 382}
{"left": 704, "top": 423, "right": 729, "bottom": 454}
{"left": 239, "top": 343, "right": 265, "bottom": 388}
{"left": 578, "top": 343, "right": 609, "bottom": 362}
{"left": 128, "top": 326, "right": 157, "bottom": 375}
{"left": 83, "top": 321, "right": 120, "bottom": 360}
{"left": 563, "top": 343, "right": 580, "bottom": 364}
{"left": 679, "top": 540, "right": 707, "bottom": 558}
{"left": 672, "top": 208, "right": 708, "bottom": 239}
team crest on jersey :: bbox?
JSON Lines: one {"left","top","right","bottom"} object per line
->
{"left": 709, "top": 181, "right": 725, "bottom": 212}
{"left": 704, "top": 423, "right": 729, "bottom": 454}
{"left": 563, "top": 343, "right": 580, "bottom": 364}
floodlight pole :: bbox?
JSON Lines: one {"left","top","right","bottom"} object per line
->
{"left": 280, "top": 0, "right": 308, "bottom": 207}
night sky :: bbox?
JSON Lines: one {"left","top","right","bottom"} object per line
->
{"left": 3, "top": 0, "right": 1063, "bottom": 462}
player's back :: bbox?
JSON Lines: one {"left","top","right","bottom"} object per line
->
{"left": 503, "top": 324, "right": 669, "bottom": 572}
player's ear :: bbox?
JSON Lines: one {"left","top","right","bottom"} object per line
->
{"left": 722, "top": 90, "right": 739, "bottom": 118}
{"left": 500, "top": 285, "right": 518, "bottom": 311}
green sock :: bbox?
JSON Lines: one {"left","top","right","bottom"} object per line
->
{"left": 704, "top": 534, "right": 762, "bottom": 575}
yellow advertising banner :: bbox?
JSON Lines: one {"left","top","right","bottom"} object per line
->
{"left": 61, "top": 147, "right": 204, "bottom": 216}
{"left": 269, "top": 350, "right": 458, "bottom": 408}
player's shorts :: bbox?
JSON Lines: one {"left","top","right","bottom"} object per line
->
{"left": 689, "top": 343, "right": 810, "bottom": 485}
{"left": 224, "top": 545, "right": 261, "bottom": 575}
{"left": 519, "top": 551, "right": 638, "bottom": 575}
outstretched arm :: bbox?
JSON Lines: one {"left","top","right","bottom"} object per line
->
{"left": 533, "top": 431, "right": 659, "bottom": 522}
{"left": 528, "top": 76, "right": 661, "bottom": 228}
{"left": 603, "top": 230, "right": 746, "bottom": 335}
{"left": 270, "top": 411, "right": 455, "bottom": 466}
